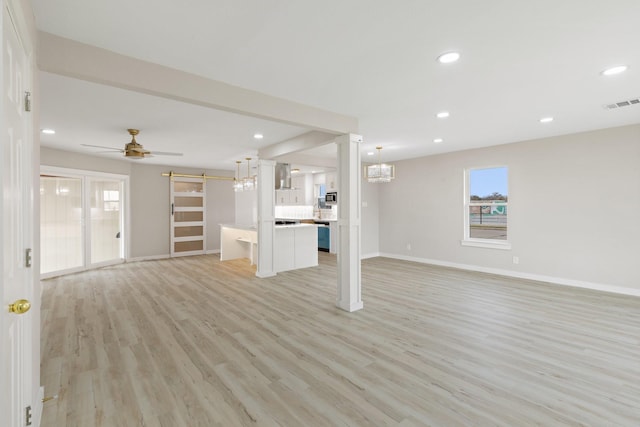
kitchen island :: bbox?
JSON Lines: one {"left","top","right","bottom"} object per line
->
{"left": 220, "top": 223, "right": 318, "bottom": 273}
{"left": 274, "top": 223, "right": 318, "bottom": 272}
{"left": 220, "top": 224, "right": 258, "bottom": 264}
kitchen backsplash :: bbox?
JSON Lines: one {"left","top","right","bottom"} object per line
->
{"left": 275, "top": 205, "right": 314, "bottom": 219}
{"left": 275, "top": 205, "right": 337, "bottom": 220}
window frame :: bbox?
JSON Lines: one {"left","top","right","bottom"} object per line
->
{"left": 461, "top": 166, "right": 511, "bottom": 250}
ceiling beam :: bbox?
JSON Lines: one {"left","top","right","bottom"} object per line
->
{"left": 272, "top": 152, "right": 337, "bottom": 170}
{"left": 258, "top": 130, "right": 336, "bottom": 159}
{"left": 38, "top": 32, "right": 359, "bottom": 135}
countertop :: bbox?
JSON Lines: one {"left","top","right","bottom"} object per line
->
{"left": 221, "top": 223, "right": 317, "bottom": 230}
{"left": 220, "top": 223, "right": 256, "bottom": 231}
{"left": 275, "top": 223, "right": 316, "bottom": 229}
{"left": 276, "top": 217, "right": 337, "bottom": 222}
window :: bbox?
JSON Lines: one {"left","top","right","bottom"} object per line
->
{"left": 103, "top": 189, "right": 120, "bottom": 211}
{"left": 463, "top": 166, "right": 510, "bottom": 249}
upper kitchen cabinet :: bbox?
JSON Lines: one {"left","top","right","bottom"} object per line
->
{"left": 275, "top": 189, "right": 290, "bottom": 205}
{"left": 325, "top": 172, "right": 338, "bottom": 192}
{"left": 276, "top": 174, "right": 313, "bottom": 206}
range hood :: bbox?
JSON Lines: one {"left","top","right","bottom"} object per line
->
{"left": 275, "top": 163, "right": 291, "bottom": 190}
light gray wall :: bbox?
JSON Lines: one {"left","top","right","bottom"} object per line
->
{"left": 41, "top": 146, "right": 132, "bottom": 175}
{"left": 41, "top": 148, "right": 235, "bottom": 259}
{"left": 128, "top": 164, "right": 171, "bottom": 257}
{"left": 361, "top": 178, "right": 380, "bottom": 257}
{"left": 378, "top": 124, "right": 640, "bottom": 290}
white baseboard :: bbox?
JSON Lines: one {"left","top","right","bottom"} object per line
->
{"left": 361, "top": 252, "right": 381, "bottom": 260}
{"left": 126, "top": 254, "right": 171, "bottom": 263}
{"left": 377, "top": 252, "right": 640, "bottom": 298}
{"left": 127, "top": 251, "right": 219, "bottom": 263}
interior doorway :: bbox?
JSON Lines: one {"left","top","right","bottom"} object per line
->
{"left": 40, "top": 167, "right": 129, "bottom": 277}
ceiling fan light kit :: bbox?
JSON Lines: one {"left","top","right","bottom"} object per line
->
{"left": 124, "top": 129, "right": 150, "bottom": 158}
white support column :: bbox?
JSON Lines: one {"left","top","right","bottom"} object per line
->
{"left": 256, "top": 159, "right": 277, "bottom": 278}
{"left": 335, "top": 133, "right": 363, "bottom": 312}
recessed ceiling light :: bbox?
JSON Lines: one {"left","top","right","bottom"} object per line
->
{"left": 41, "top": 128, "right": 55, "bottom": 134}
{"left": 437, "top": 52, "right": 460, "bottom": 64}
{"left": 539, "top": 117, "right": 554, "bottom": 123}
{"left": 601, "top": 65, "right": 628, "bottom": 76}
{"left": 433, "top": 138, "right": 443, "bottom": 143}
{"left": 436, "top": 111, "right": 450, "bottom": 119}
{"left": 367, "top": 152, "right": 374, "bottom": 156}
{"left": 253, "top": 133, "right": 263, "bottom": 139}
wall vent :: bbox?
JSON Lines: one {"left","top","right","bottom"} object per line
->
{"left": 604, "top": 97, "right": 640, "bottom": 110}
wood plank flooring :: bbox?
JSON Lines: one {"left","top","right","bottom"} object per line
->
{"left": 40, "top": 253, "right": 640, "bottom": 426}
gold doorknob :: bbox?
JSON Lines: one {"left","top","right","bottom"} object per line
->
{"left": 8, "top": 299, "right": 31, "bottom": 314}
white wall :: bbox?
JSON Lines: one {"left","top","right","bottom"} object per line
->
{"left": 41, "top": 148, "right": 235, "bottom": 259}
{"left": 41, "top": 146, "right": 132, "bottom": 175}
{"left": 207, "top": 176, "right": 236, "bottom": 251}
{"left": 377, "top": 124, "right": 640, "bottom": 292}
{"left": 235, "top": 189, "right": 257, "bottom": 226}
{"left": 128, "top": 164, "right": 171, "bottom": 257}
{"left": 361, "top": 178, "right": 380, "bottom": 257}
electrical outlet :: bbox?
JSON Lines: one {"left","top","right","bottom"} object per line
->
{"left": 406, "top": 243, "right": 411, "bottom": 251}
{"left": 362, "top": 201, "right": 368, "bottom": 208}
{"left": 513, "top": 256, "right": 519, "bottom": 264}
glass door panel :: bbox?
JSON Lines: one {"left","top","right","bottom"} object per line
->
{"left": 40, "top": 176, "right": 83, "bottom": 274}
{"left": 174, "top": 226, "right": 204, "bottom": 238}
{"left": 173, "top": 181, "right": 203, "bottom": 193}
{"left": 90, "top": 179, "right": 123, "bottom": 264}
{"left": 174, "top": 211, "right": 203, "bottom": 222}
{"left": 174, "top": 196, "right": 203, "bottom": 207}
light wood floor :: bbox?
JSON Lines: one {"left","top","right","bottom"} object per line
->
{"left": 40, "top": 253, "right": 640, "bottom": 426}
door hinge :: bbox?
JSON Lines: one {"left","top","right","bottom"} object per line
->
{"left": 25, "top": 248, "right": 32, "bottom": 268}
{"left": 24, "top": 91, "right": 31, "bottom": 112}
{"left": 25, "top": 405, "right": 32, "bottom": 426}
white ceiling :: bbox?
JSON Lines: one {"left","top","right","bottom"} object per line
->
{"left": 33, "top": 0, "right": 640, "bottom": 171}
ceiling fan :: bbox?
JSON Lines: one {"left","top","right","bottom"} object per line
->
{"left": 82, "top": 129, "right": 183, "bottom": 159}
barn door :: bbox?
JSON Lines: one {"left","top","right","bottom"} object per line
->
{"left": 170, "top": 175, "right": 206, "bottom": 257}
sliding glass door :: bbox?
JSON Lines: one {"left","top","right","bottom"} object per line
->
{"left": 89, "top": 179, "right": 123, "bottom": 265}
{"left": 40, "top": 167, "right": 128, "bottom": 277}
{"left": 40, "top": 175, "right": 83, "bottom": 274}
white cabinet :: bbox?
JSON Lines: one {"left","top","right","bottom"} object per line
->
{"left": 276, "top": 174, "right": 312, "bottom": 206}
{"left": 275, "top": 189, "right": 290, "bottom": 205}
{"left": 274, "top": 225, "right": 318, "bottom": 272}
{"left": 294, "top": 226, "right": 318, "bottom": 268}
{"left": 291, "top": 175, "right": 305, "bottom": 205}
{"left": 274, "top": 227, "right": 295, "bottom": 271}
{"left": 325, "top": 172, "right": 338, "bottom": 191}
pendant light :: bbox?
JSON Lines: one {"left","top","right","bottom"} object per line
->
{"left": 233, "top": 160, "right": 243, "bottom": 192}
{"left": 365, "top": 146, "right": 395, "bottom": 183}
{"left": 242, "top": 157, "right": 256, "bottom": 191}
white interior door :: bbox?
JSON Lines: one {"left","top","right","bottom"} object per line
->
{"left": 1, "top": 3, "right": 38, "bottom": 426}
{"left": 170, "top": 176, "right": 206, "bottom": 257}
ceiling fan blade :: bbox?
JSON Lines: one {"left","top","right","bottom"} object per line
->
{"left": 152, "top": 151, "right": 183, "bottom": 156}
{"left": 81, "top": 144, "right": 123, "bottom": 152}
